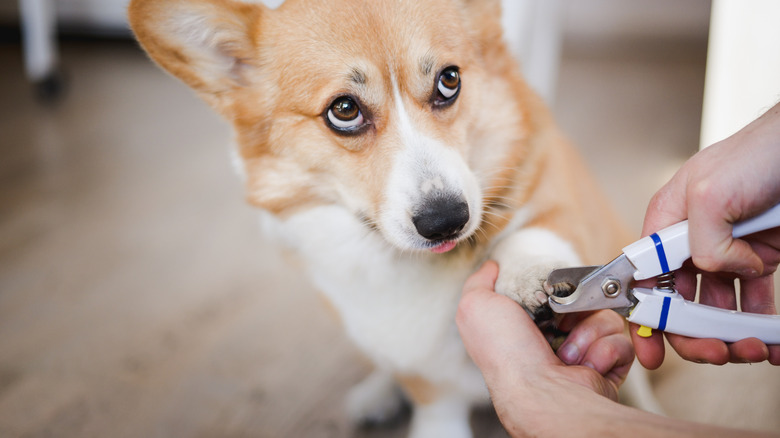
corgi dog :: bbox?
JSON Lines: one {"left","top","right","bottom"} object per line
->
{"left": 129, "top": 0, "right": 633, "bottom": 436}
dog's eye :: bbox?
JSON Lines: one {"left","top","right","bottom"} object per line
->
{"left": 326, "top": 96, "right": 365, "bottom": 132}
{"left": 435, "top": 67, "right": 460, "bottom": 104}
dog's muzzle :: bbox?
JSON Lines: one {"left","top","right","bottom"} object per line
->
{"left": 412, "top": 196, "right": 470, "bottom": 241}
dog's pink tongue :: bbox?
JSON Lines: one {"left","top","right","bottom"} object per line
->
{"left": 430, "top": 240, "right": 457, "bottom": 254}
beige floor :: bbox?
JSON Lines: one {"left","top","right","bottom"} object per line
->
{"left": 0, "top": 34, "right": 778, "bottom": 437}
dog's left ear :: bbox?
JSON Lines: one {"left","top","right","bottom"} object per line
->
{"left": 459, "top": 0, "right": 503, "bottom": 39}
{"left": 456, "top": 0, "right": 512, "bottom": 68}
{"left": 128, "top": 0, "right": 264, "bottom": 108}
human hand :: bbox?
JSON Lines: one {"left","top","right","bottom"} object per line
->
{"left": 633, "top": 103, "right": 780, "bottom": 368}
{"left": 457, "top": 261, "right": 634, "bottom": 436}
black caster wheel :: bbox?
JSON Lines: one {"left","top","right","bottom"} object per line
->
{"left": 34, "top": 69, "right": 68, "bottom": 103}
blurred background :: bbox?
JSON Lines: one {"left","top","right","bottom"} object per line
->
{"left": 1, "top": 0, "right": 779, "bottom": 436}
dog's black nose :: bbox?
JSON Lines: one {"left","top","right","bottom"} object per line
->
{"left": 412, "top": 197, "right": 470, "bottom": 241}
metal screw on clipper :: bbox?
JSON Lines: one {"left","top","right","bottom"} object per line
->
{"left": 602, "top": 278, "right": 621, "bottom": 298}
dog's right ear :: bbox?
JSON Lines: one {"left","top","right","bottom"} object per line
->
{"left": 128, "top": 0, "right": 263, "bottom": 107}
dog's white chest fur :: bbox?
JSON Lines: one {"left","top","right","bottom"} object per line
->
{"left": 266, "top": 206, "right": 478, "bottom": 375}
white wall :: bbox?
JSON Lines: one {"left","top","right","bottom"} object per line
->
{"left": 700, "top": 0, "right": 780, "bottom": 148}
{"left": 4, "top": 0, "right": 711, "bottom": 40}
{"left": 562, "top": 0, "right": 710, "bottom": 43}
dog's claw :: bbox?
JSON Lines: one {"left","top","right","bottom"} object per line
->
{"left": 548, "top": 281, "right": 576, "bottom": 297}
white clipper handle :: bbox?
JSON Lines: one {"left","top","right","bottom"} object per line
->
{"left": 624, "top": 203, "right": 780, "bottom": 280}
{"left": 627, "top": 288, "right": 780, "bottom": 344}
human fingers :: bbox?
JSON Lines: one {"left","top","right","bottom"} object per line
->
{"left": 746, "top": 230, "right": 780, "bottom": 276}
{"left": 655, "top": 273, "right": 776, "bottom": 364}
{"left": 698, "top": 273, "right": 738, "bottom": 310}
{"left": 556, "top": 310, "right": 627, "bottom": 366}
{"left": 629, "top": 273, "right": 679, "bottom": 370}
{"left": 544, "top": 312, "right": 631, "bottom": 402}
{"left": 726, "top": 338, "right": 770, "bottom": 363}
{"left": 740, "top": 274, "right": 777, "bottom": 315}
{"left": 739, "top": 235, "right": 780, "bottom": 313}
{"left": 629, "top": 323, "right": 666, "bottom": 370}
{"left": 637, "top": 328, "right": 769, "bottom": 366}
{"left": 733, "top": 274, "right": 777, "bottom": 364}
{"left": 693, "top": 265, "right": 777, "bottom": 363}
{"left": 667, "top": 335, "right": 772, "bottom": 365}
{"left": 635, "top": 270, "right": 738, "bottom": 366}
{"left": 457, "top": 261, "right": 557, "bottom": 377}
{"left": 665, "top": 333, "right": 730, "bottom": 365}
{"left": 640, "top": 160, "right": 757, "bottom": 276}
{"left": 686, "top": 178, "right": 765, "bottom": 276}
{"left": 458, "top": 261, "right": 518, "bottom": 373}
{"left": 560, "top": 311, "right": 635, "bottom": 385}
{"left": 671, "top": 267, "right": 742, "bottom": 364}
{"left": 619, "top": 265, "right": 697, "bottom": 370}
{"left": 461, "top": 259, "right": 500, "bottom": 297}
{"left": 581, "top": 333, "right": 635, "bottom": 389}
{"left": 741, "top": 239, "right": 780, "bottom": 365}
{"left": 748, "top": 270, "right": 780, "bottom": 365}
{"left": 770, "top": 345, "right": 780, "bottom": 365}
{"left": 671, "top": 265, "right": 698, "bottom": 301}
{"left": 682, "top": 137, "right": 780, "bottom": 276}
{"left": 641, "top": 174, "right": 689, "bottom": 239}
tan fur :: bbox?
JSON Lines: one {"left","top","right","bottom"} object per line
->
{"left": 128, "top": 0, "right": 632, "bottom": 434}
{"left": 396, "top": 374, "right": 440, "bottom": 406}
{"left": 316, "top": 293, "right": 344, "bottom": 329}
{"left": 130, "top": 0, "right": 537, "bottom": 225}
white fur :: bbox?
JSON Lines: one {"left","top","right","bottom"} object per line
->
{"left": 132, "top": 0, "right": 657, "bottom": 435}
{"left": 169, "top": 10, "right": 233, "bottom": 72}
{"left": 491, "top": 227, "right": 582, "bottom": 316}
{"left": 377, "top": 77, "right": 483, "bottom": 251}
{"left": 263, "top": 202, "right": 586, "bottom": 436}
{"left": 259, "top": 81, "right": 588, "bottom": 437}
{"left": 229, "top": 141, "right": 247, "bottom": 181}
{"left": 271, "top": 207, "right": 477, "bottom": 377}
{"left": 167, "top": 6, "right": 252, "bottom": 88}
{"left": 409, "top": 397, "right": 472, "bottom": 438}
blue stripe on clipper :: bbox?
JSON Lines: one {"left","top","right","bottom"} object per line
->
{"left": 658, "top": 296, "right": 671, "bottom": 331}
{"left": 649, "top": 233, "right": 670, "bottom": 273}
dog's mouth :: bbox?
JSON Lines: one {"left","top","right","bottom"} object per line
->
{"left": 428, "top": 240, "right": 459, "bottom": 254}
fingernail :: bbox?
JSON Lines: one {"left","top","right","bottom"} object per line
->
{"left": 558, "top": 343, "right": 580, "bottom": 364}
{"left": 583, "top": 361, "right": 597, "bottom": 371}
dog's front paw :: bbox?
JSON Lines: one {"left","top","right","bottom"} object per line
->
{"left": 494, "top": 261, "right": 568, "bottom": 326}
{"left": 490, "top": 228, "right": 582, "bottom": 326}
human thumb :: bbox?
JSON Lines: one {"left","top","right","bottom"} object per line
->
{"left": 457, "top": 261, "right": 558, "bottom": 376}
{"left": 688, "top": 211, "right": 764, "bottom": 277}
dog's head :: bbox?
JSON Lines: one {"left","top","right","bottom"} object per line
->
{"left": 130, "top": 0, "right": 539, "bottom": 254}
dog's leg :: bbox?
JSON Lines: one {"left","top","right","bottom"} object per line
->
{"left": 346, "top": 369, "right": 407, "bottom": 426}
{"left": 490, "top": 227, "right": 582, "bottom": 323}
{"left": 408, "top": 401, "right": 471, "bottom": 438}
{"left": 396, "top": 374, "right": 472, "bottom": 438}
{"left": 408, "top": 398, "right": 472, "bottom": 438}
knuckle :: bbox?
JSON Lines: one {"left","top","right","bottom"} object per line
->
{"left": 455, "top": 294, "right": 480, "bottom": 327}
{"left": 687, "top": 172, "right": 726, "bottom": 207}
{"left": 690, "top": 253, "right": 725, "bottom": 273}
{"left": 597, "top": 338, "right": 620, "bottom": 360}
